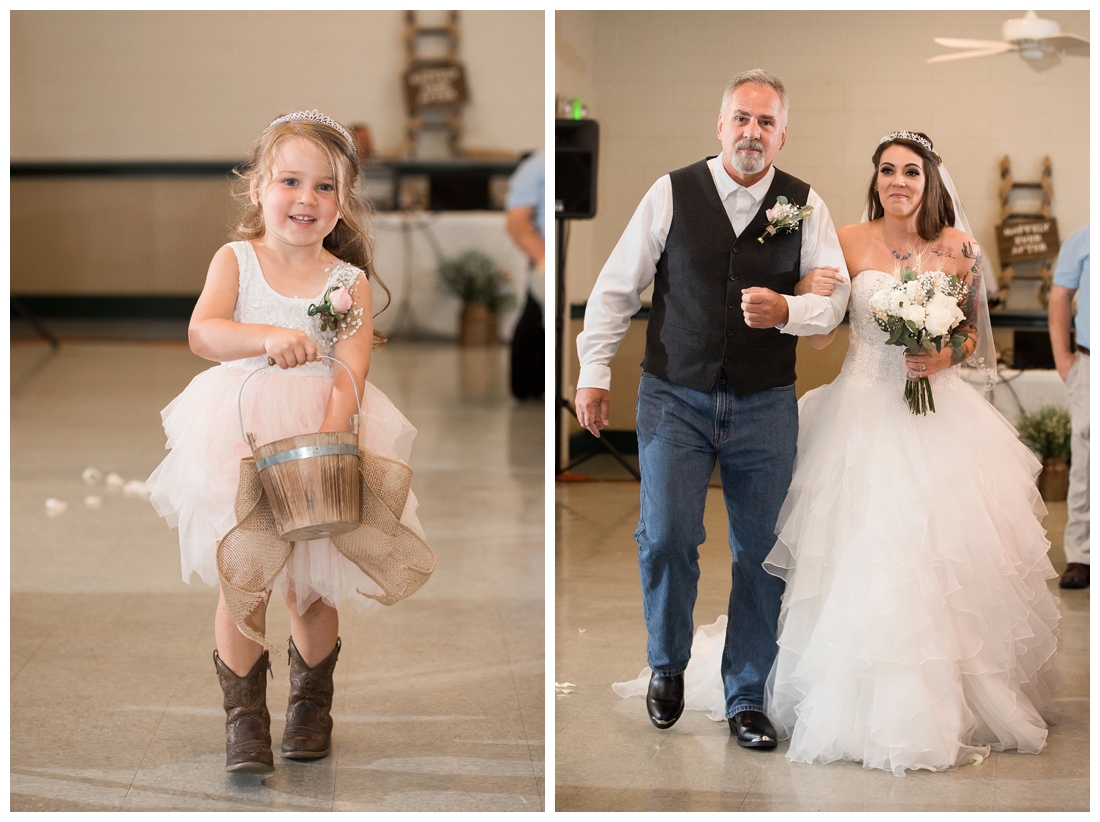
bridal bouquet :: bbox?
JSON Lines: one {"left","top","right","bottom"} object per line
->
{"left": 868, "top": 266, "right": 969, "bottom": 415}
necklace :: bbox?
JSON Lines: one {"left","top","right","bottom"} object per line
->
{"left": 884, "top": 225, "right": 923, "bottom": 262}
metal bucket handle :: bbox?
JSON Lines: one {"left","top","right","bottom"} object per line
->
{"left": 237, "top": 355, "right": 363, "bottom": 449}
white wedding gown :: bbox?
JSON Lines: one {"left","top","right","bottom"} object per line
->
{"left": 614, "top": 269, "right": 1061, "bottom": 776}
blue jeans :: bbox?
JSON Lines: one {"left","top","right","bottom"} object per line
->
{"left": 635, "top": 372, "right": 797, "bottom": 718}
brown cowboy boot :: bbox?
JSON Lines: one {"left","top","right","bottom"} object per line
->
{"left": 281, "top": 637, "right": 340, "bottom": 760}
{"left": 213, "top": 650, "right": 274, "bottom": 774}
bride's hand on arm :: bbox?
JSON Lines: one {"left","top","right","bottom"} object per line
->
{"left": 793, "top": 267, "right": 844, "bottom": 347}
{"left": 794, "top": 267, "right": 841, "bottom": 297}
{"left": 319, "top": 272, "right": 373, "bottom": 434}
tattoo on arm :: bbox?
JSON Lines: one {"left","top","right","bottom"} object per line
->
{"left": 930, "top": 244, "right": 956, "bottom": 260}
{"left": 952, "top": 242, "right": 983, "bottom": 363}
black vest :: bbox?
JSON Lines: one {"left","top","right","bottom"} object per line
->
{"left": 642, "top": 159, "right": 810, "bottom": 395}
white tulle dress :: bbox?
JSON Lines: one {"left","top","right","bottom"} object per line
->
{"left": 614, "top": 269, "right": 1061, "bottom": 776}
{"left": 148, "top": 241, "right": 424, "bottom": 617}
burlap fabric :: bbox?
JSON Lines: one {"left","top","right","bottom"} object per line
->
{"left": 217, "top": 450, "right": 435, "bottom": 650}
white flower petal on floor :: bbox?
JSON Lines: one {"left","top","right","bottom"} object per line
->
{"left": 84, "top": 496, "right": 103, "bottom": 509}
{"left": 82, "top": 467, "right": 104, "bottom": 484}
{"left": 45, "top": 498, "right": 68, "bottom": 517}
{"left": 122, "top": 480, "right": 151, "bottom": 499}
{"left": 105, "top": 472, "right": 125, "bottom": 489}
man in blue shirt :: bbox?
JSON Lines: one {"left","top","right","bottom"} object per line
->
{"left": 1049, "top": 223, "right": 1090, "bottom": 588}
{"left": 505, "top": 149, "right": 545, "bottom": 399}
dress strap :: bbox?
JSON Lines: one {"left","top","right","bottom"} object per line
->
{"left": 228, "top": 241, "right": 261, "bottom": 291}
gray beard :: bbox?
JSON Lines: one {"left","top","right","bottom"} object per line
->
{"left": 732, "top": 149, "right": 765, "bottom": 175}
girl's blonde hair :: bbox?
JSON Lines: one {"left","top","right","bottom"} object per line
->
{"left": 232, "top": 116, "right": 389, "bottom": 348}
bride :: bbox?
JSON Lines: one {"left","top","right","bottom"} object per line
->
{"left": 614, "top": 131, "right": 1061, "bottom": 777}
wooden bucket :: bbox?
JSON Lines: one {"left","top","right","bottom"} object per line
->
{"left": 239, "top": 356, "right": 363, "bottom": 542}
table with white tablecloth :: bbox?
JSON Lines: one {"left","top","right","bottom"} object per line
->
{"left": 369, "top": 211, "right": 538, "bottom": 342}
{"left": 960, "top": 366, "right": 1069, "bottom": 421}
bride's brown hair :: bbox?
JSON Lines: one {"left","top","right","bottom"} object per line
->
{"left": 865, "top": 132, "right": 955, "bottom": 242}
{"left": 232, "top": 117, "right": 390, "bottom": 349}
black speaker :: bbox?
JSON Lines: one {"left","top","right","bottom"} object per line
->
{"left": 556, "top": 119, "right": 599, "bottom": 220}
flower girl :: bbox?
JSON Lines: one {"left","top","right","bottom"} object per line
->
{"left": 149, "top": 110, "right": 432, "bottom": 773}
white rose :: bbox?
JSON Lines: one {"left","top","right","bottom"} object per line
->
{"left": 902, "top": 304, "right": 926, "bottom": 326}
{"left": 925, "top": 291, "right": 966, "bottom": 337}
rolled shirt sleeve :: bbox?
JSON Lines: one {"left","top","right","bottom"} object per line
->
{"left": 779, "top": 188, "right": 851, "bottom": 336}
{"left": 576, "top": 177, "right": 672, "bottom": 391}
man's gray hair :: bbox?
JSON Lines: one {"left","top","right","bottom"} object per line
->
{"left": 719, "top": 69, "right": 789, "bottom": 123}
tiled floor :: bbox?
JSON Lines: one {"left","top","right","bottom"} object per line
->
{"left": 10, "top": 339, "right": 544, "bottom": 812}
{"left": 555, "top": 455, "right": 1089, "bottom": 812}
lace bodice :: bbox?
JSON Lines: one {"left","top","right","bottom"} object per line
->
{"left": 838, "top": 270, "right": 959, "bottom": 388}
{"left": 223, "top": 241, "right": 361, "bottom": 376}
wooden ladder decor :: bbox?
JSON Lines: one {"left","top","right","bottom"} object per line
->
{"left": 994, "top": 155, "right": 1060, "bottom": 307}
{"left": 402, "top": 10, "right": 468, "bottom": 159}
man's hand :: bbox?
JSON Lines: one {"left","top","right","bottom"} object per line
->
{"left": 741, "top": 287, "right": 790, "bottom": 328}
{"left": 1054, "top": 349, "right": 1076, "bottom": 382}
{"left": 574, "top": 388, "right": 610, "bottom": 438}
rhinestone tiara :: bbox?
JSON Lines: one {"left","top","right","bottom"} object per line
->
{"left": 879, "top": 131, "right": 933, "bottom": 152}
{"left": 264, "top": 109, "right": 354, "bottom": 149}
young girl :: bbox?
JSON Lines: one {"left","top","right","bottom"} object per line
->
{"left": 148, "top": 110, "right": 426, "bottom": 774}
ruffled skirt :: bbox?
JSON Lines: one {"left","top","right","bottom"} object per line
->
{"left": 762, "top": 372, "right": 1061, "bottom": 775}
{"left": 148, "top": 363, "right": 424, "bottom": 616}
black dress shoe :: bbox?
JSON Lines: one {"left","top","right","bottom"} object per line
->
{"left": 1060, "top": 562, "right": 1090, "bottom": 589}
{"left": 646, "top": 672, "right": 684, "bottom": 729}
{"left": 729, "top": 710, "right": 778, "bottom": 750}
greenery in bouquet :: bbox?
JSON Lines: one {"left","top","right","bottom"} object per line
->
{"left": 868, "top": 264, "right": 970, "bottom": 415}
{"left": 438, "top": 250, "right": 516, "bottom": 312}
{"left": 1016, "top": 405, "right": 1072, "bottom": 460}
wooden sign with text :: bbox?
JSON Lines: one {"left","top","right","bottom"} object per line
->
{"left": 403, "top": 60, "right": 468, "bottom": 113}
{"left": 996, "top": 218, "right": 1061, "bottom": 264}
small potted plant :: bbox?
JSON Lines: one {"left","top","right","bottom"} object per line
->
{"left": 438, "top": 250, "right": 515, "bottom": 347}
{"left": 1016, "top": 405, "right": 1072, "bottom": 501}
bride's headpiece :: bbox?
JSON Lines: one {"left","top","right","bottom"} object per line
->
{"left": 265, "top": 109, "right": 354, "bottom": 149}
{"left": 879, "top": 131, "right": 934, "bottom": 154}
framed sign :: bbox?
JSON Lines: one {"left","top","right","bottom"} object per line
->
{"left": 403, "top": 60, "right": 468, "bottom": 112}
{"left": 995, "top": 218, "right": 1060, "bottom": 264}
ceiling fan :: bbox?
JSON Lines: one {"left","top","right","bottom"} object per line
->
{"left": 928, "top": 11, "right": 1089, "bottom": 67}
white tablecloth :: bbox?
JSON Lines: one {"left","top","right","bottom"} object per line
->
{"left": 960, "top": 366, "right": 1069, "bottom": 421}
{"left": 370, "top": 212, "right": 539, "bottom": 341}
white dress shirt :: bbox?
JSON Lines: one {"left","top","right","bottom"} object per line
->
{"left": 576, "top": 157, "right": 851, "bottom": 391}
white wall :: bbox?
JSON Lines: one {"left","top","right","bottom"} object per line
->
{"left": 556, "top": 10, "right": 1090, "bottom": 301}
{"left": 11, "top": 10, "right": 544, "bottom": 161}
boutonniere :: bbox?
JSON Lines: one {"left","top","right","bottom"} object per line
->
{"left": 308, "top": 285, "right": 354, "bottom": 333}
{"left": 758, "top": 196, "right": 813, "bottom": 244}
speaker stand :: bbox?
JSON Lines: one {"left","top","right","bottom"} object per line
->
{"left": 554, "top": 217, "right": 641, "bottom": 481}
